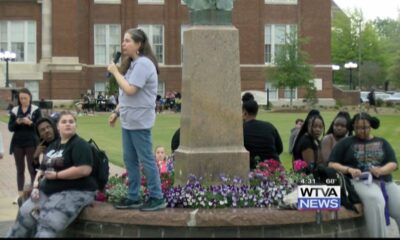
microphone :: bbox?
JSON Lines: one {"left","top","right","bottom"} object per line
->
{"left": 107, "top": 51, "right": 122, "bottom": 78}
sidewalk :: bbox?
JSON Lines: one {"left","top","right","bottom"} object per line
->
{"left": 0, "top": 121, "right": 125, "bottom": 236}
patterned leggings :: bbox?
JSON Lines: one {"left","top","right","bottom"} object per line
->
{"left": 5, "top": 190, "right": 95, "bottom": 238}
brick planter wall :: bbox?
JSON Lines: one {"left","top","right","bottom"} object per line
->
{"left": 61, "top": 202, "right": 367, "bottom": 238}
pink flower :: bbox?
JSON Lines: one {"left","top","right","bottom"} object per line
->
{"left": 95, "top": 191, "right": 107, "bottom": 202}
{"left": 294, "top": 159, "right": 308, "bottom": 172}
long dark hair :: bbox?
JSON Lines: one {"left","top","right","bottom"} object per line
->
{"left": 17, "top": 88, "right": 33, "bottom": 106}
{"left": 326, "top": 111, "right": 353, "bottom": 136}
{"left": 292, "top": 109, "right": 325, "bottom": 153}
{"left": 120, "top": 28, "right": 160, "bottom": 75}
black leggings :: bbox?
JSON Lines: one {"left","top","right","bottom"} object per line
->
{"left": 13, "top": 146, "right": 36, "bottom": 191}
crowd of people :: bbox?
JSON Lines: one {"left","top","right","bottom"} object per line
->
{"left": 2, "top": 27, "right": 398, "bottom": 238}
{"left": 240, "top": 92, "right": 399, "bottom": 238}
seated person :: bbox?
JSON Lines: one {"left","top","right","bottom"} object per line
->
{"left": 320, "top": 111, "right": 352, "bottom": 165}
{"left": 288, "top": 118, "right": 304, "bottom": 154}
{"left": 328, "top": 113, "right": 400, "bottom": 238}
{"left": 171, "top": 128, "right": 180, "bottom": 154}
{"left": 33, "top": 117, "right": 60, "bottom": 167}
{"left": 292, "top": 110, "right": 325, "bottom": 172}
{"left": 242, "top": 100, "right": 283, "bottom": 169}
{"left": 155, "top": 145, "right": 168, "bottom": 174}
{"left": 6, "top": 111, "right": 96, "bottom": 238}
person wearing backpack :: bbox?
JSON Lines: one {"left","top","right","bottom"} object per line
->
{"left": 328, "top": 113, "right": 400, "bottom": 238}
{"left": 6, "top": 111, "right": 96, "bottom": 238}
{"left": 107, "top": 28, "right": 166, "bottom": 211}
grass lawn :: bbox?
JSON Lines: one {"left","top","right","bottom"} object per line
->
{"left": 2, "top": 109, "right": 399, "bottom": 180}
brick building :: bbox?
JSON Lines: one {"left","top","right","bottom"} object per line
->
{"left": 0, "top": 0, "right": 334, "bottom": 104}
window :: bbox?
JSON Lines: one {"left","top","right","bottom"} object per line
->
{"left": 94, "top": 0, "right": 121, "bottom": 4}
{"left": 264, "top": 24, "right": 297, "bottom": 64}
{"left": 138, "top": 0, "right": 164, "bottom": 4}
{"left": 265, "top": 82, "right": 278, "bottom": 100}
{"left": 284, "top": 87, "right": 297, "bottom": 99}
{"left": 0, "top": 21, "right": 36, "bottom": 63}
{"left": 265, "top": 0, "right": 297, "bottom": 4}
{"left": 138, "top": 25, "right": 164, "bottom": 64}
{"left": 94, "top": 24, "right": 121, "bottom": 65}
{"left": 94, "top": 81, "right": 106, "bottom": 98}
{"left": 181, "top": 25, "right": 190, "bottom": 63}
{"left": 157, "top": 80, "right": 165, "bottom": 97}
{"left": 25, "top": 81, "right": 39, "bottom": 100}
{"left": 311, "top": 78, "right": 323, "bottom": 91}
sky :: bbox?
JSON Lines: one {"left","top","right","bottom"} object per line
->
{"left": 334, "top": 0, "right": 400, "bottom": 21}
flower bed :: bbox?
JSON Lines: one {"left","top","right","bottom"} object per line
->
{"left": 97, "top": 158, "right": 314, "bottom": 209}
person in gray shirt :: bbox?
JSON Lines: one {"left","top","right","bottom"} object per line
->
{"left": 107, "top": 28, "right": 166, "bottom": 211}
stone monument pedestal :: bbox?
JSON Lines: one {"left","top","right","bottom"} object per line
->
{"left": 174, "top": 26, "right": 249, "bottom": 185}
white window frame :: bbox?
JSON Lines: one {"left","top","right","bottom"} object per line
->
{"left": 0, "top": 20, "right": 36, "bottom": 63}
{"left": 138, "top": 0, "right": 164, "bottom": 4}
{"left": 94, "top": 24, "right": 121, "bottom": 65}
{"left": 311, "top": 78, "right": 323, "bottom": 91}
{"left": 94, "top": 81, "right": 106, "bottom": 98}
{"left": 157, "top": 80, "right": 165, "bottom": 97}
{"left": 138, "top": 24, "right": 165, "bottom": 64}
{"left": 284, "top": 87, "right": 298, "bottom": 99}
{"left": 264, "top": 24, "right": 297, "bottom": 64}
{"left": 25, "top": 81, "right": 39, "bottom": 101}
{"left": 265, "top": 0, "right": 297, "bottom": 5}
{"left": 265, "top": 82, "right": 278, "bottom": 100}
{"left": 181, "top": 25, "right": 190, "bottom": 63}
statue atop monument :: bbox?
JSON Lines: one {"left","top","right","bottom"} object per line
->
{"left": 183, "top": 0, "right": 234, "bottom": 11}
{"left": 183, "top": 0, "right": 235, "bottom": 25}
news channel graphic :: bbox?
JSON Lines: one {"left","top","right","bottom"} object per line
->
{"left": 297, "top": 185, "right": 341, "bottom": 211}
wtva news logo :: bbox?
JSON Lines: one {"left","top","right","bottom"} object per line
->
{"left": 297, "top": 185, "right": 341, "bottom": 210}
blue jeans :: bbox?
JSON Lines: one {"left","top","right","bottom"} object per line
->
{"left": 122, "top": 128, "right": 163, "bottom": 200}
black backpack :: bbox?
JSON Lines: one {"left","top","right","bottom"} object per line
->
{"left": 313, "top": 166, "right": 361, "bottom": 213}
{"left": 88, "top": 139, "right": 110, "bottom": 191}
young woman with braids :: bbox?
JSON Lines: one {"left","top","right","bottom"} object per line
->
{"left": 291, "top": 109, "right": 325, "bottom": 173}
{"left": 107, "top": 28, "right": 166, "bottom": 211}
{"left": 328, "top": 112, "right": 400, "bottom": 237}
{"left": 320, "top": 111, "right": 352, "bottom": 165}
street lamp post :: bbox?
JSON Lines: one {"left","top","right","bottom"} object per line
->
{"left": 0, "top": 51, "right": 17, "bottom": 88}
{"left": 332, "top": 64, "right": 340, "bottom": 84}
{"left": 344, "top": 62, "right": 358, "bottom": 90}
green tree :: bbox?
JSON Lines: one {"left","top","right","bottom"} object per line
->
{"left": 267, "top": 30, "right": 314, "bottom": 108}
{"left": 332, "top": 9, "right": 396, "bottom": 90}
{"left": 373, "top": 18, "right": 400, "bottom": 88}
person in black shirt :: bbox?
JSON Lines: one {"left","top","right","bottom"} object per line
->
{"left": 171, "top": 128, "right": 180, "bottom": 153}
{"left": 292, "top": 109, "right": 325, "bottom": 172}
{"left": 367, "top": 89, "right": 378, "bottom": 114}
{"left": 33, "top": 118, "right": 60, "bottom": 171}
{"left": 328, "top": 112, "right": 400, "bottom": 238}
{"left": 8, "top": 88, "right": 42, "bottom": 203}
{"left": 6, "top": 111, "right": 96, "bottom": 238}
{"left": 242, "top": 100, "right": 283, "bottom": 169}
